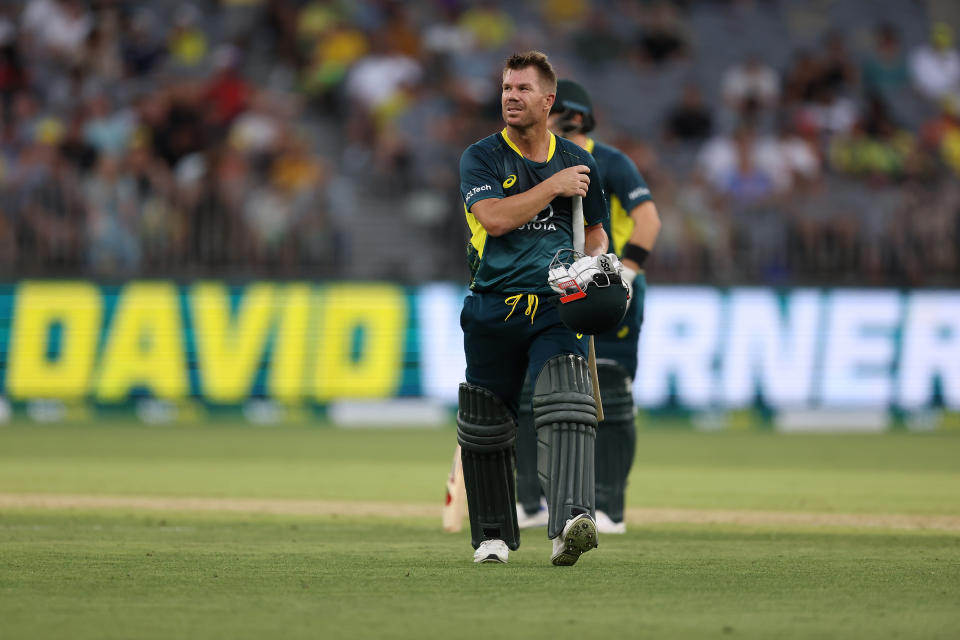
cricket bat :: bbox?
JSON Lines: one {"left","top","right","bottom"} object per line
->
{"left": 572, "top": 195, "right": 604, "bottom": 422}
{"left": 442, "top": 444, "right": 468, "bottom": 532}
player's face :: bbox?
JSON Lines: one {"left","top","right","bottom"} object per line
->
{"left": 502, "top": 67, "right": 554, "bottom": 129}
{"left": 547, "top": 111, "right": 583, "bottom": 137}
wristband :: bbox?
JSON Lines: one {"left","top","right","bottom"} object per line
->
{"left": 622, "top": 243, "right": 649, "bottom": 267}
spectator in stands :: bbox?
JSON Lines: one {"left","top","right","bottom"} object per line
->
{"left": 344, "top": 32, "right": 421, "bottom": 111}
{"left": 862, "top": 22, "right": 910, "bottom": 96}
{"left": 664, "top": 83, "right": 713, "bottom": 142}
{"left": 422, "top": 5, "right": 474, "bottom": 58}
{"left": 83, "top": 93, "right": 134, "bottom": 157}
{"left": 121, "top": 9, "right": 167, "bottom": 78}
{"left": 782, "top": 50, "right": 821, "bottom": 106}
{"left": 125, "top": 139, "right": 175, "bottom": 266}
{"left": 635, "top": 0, "right": 690, "bottom": 66}
{"left": 18, "top": 133, "right": 86, "bottom": 270}
{"left": 772, "top": 116, "right": 820, "bottom": 191}
{"left": 381, "top": 2, "right": 421, "bottom": 59}
{"left": 829, "top": 95, "right": 915, "bottom": 180}
{"left": 817, "top": 30, "right": 858, "bottom": 96}
{"left": 229, "top": 89, "right": 283, "bottom": 169}
{"left": 698, "top": 123, "right": 780, "bottom": 196}
{"left": 0, "top": 27, "right": 27, "bottom": 113}
{"left": 295, "top": 0, "right": 340, "bottom": 51}
{"left": 721, "top": 126, "right": 777, "bottom": 207}
{"left": 301, "top": 18, "right": 369, "bottom": 103}
{"left": 572, "top": 10, "right": 624, "bottom": 68}
{"left": 191, "top": 143, "right": 251, "bottom": 267}
{"left": 58, "top": 110, "right": 97, "bottom": 172}
{"left": 80, "top": 7, "right": 123, "bottom": 82}
{"left": 920, "top": 96, "right": 960, "bottom": 176}
{"left": 910, "top": 22, "right": 960, "bottom": 103}
{"left": 670, "top": 171, "right": 735, "bottom": 282}
{"left": 458, "top": 0, "right": 515, "bottom": 51}
{"left": 149, "top": 83, "right": 207, "bottom": 168}
{"left": 203, "top": 45, "right": 251, "bottom": 130}
{"left": 167, "top": 3, "right": 208, "bottom": 70}
{"left": 795, "top": 82, "right": 858, "bottom": 140}
{"left": 721, "top": 54, "right": 780, "bottom": 116}
{"left": 84, "top": 153, "right": 141, "bottom": 274}
{"left": 21, "top": 0, "right": 92, "bottom": 63}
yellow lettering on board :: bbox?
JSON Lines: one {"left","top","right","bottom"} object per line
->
{"left": 190, "top": 282, "right": 276, "bottom": 403}
{"left": 314, "top": 284, "right": 406, "bottom": 401}
{"left": 268, "top": 284, "right": 312, "bottom": 403}
{"left": 7, "top": 281, "right": 102, "bottom": 399}
{"left": 95, "top": 282, "right": 187, "bottom": 402}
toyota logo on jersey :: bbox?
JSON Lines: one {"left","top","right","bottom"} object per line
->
{"left": 517, "top": 204, "right": 558, "bottom": 232}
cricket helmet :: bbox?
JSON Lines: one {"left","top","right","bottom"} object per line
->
{"left": 551, "top": 79, "right": 596, "bottom": 133}
{"left": 549, "top": 249, "right": 628, "bottom": 335}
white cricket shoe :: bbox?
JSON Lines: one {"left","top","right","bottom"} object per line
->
{"left": 550, "top": 513, "right": 598, "bottom": 566}
{"left": 595, "top": 510, "right": 627, "bottom": 534}
{"left": 473, "top": 539, "right": 509, "bottom": 564}
{"left": 516, "top": 497, "right": 549, "bottom": 529}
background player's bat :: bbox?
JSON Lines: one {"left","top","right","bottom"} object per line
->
{"left": 572, "top": 195, "right": 605, "bottom": 422}
{"left": 442, "top": 444, "right": 467, "bottom": 532}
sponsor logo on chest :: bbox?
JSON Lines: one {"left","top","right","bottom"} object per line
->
{"left": 516, "top": 204, "right": 557, "bottom": 232}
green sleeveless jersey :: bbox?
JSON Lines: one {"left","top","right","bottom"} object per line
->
{"left": 584, "top": 138, "right": 653, "bottom": 256}
{"left": 460, "top": 129, "right": 608, "bottom": 294}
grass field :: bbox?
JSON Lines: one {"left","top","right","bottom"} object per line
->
{"left": 1, "top": 423, "right": 959, "bottom": 639}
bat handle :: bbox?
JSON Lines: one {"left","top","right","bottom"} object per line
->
{"left": 572, "top": 195, "right": 585, "bottom": 253}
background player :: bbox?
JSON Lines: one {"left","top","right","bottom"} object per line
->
{"left": 516, "top": 79, "right": 662, "bottom": 535}
{"left": 457, "top": 51, "right": 622, "bottom": 565}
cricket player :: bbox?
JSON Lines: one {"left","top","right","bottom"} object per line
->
{"left": 516, "top": 79, "right": 662, "bottom": 534}
{"left": 458, "top": 51, "right": 624, "bottom": 565}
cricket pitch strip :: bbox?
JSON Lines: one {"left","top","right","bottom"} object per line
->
{"left": 2, "top": 493, "right": 959, "bottom": 532}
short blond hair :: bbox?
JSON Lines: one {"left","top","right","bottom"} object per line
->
{"left": 502, "top": 51, "right": 558, "bottom": 93}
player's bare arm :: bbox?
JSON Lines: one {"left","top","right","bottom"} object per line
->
{"left": 584, "top": 223, "right": 608, "bottom": 257}
{"left": 471, "top": 165, "right": 591, "bottom": 237}
{"left": 621, "top": 201, "right": 661, "bottom": 271}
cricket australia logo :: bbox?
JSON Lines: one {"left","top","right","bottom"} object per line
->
{"left": 517, "top": 204, "right": 557, "bottom": 231}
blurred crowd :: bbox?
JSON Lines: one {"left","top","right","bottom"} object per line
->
{"left": 0, "top": 0, "right": 958, "bottom": 286}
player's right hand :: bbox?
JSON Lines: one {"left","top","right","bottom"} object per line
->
{"left": 551, "top": 165, "right": 590, "bottom": 197}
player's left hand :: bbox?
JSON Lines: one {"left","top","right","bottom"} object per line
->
{"left": 568, "top": 253, "right": 623, "bottom": 290}
{"left": 548, "top": 263, "right": 574, "bottom": 294}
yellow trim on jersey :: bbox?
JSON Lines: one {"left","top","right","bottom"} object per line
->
{"left": 500, "top": 128, "right": 556, "bottom": 162}
{"left": 584, "top": 137, "right": 596, "bottom": 154}
{"left": 464, "top": 203, "right": 488, "bottom": 257}
{"left": 609, "top": 194, "right": 635, "bottom": 256}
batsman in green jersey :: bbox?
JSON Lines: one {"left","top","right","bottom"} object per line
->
{"left": 516, "top": 79, "right": 662, "bottom": 534}
{"left": 457, "top": 52, "right": 631, "bottom": 566}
